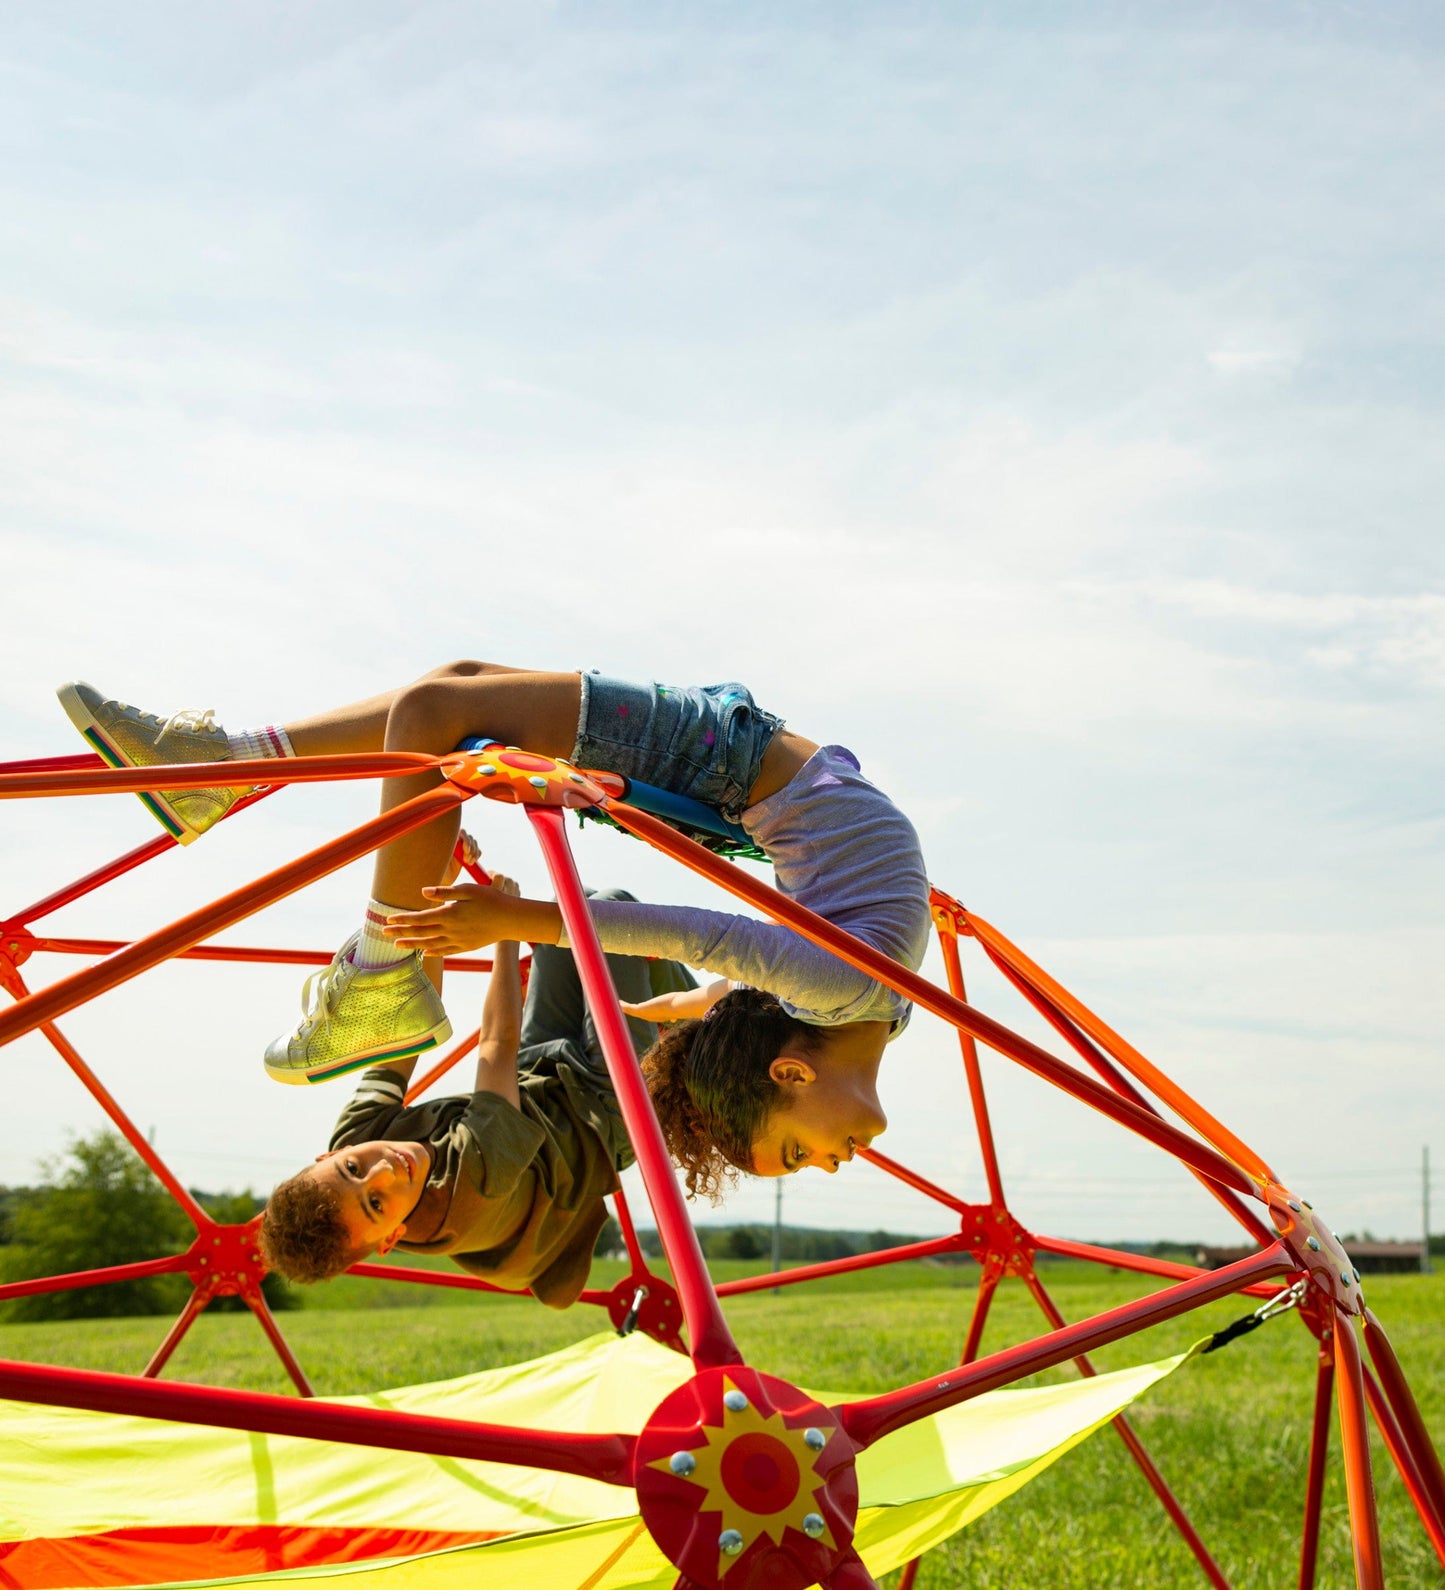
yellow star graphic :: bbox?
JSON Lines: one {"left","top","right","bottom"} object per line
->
{"left": 648, "top": 1376, "right": 836, "bottom": 1579}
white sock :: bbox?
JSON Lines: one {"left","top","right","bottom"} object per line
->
{"left": 227, "top": 725, "right": 295, "bottom": 761}
{"left": 351, "top": 898, "right": 412, "bottom": 970}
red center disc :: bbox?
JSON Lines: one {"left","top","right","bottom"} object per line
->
{"left": 719, "top": 1432, "right": 801, "bottom": 1516}
{"left": 497, "top": 751, "right": 556, "bottom": 772}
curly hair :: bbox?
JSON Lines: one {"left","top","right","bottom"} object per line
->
{"left": 641, "top": 986, "right": 825, "bottom": 1202}
{"left": 258, "top": 1169, "right": 371, "bottom": 1284}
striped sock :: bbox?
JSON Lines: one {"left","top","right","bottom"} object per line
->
{"left": 227, "top": 725, "right": 295, "bottom": 761}
{"left": 351, "top": 898, "right": 412, "bottom": 970}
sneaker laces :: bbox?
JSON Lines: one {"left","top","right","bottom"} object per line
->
{"left": 298, "top": 958, "right": 347, "bottom": 1035}
{"left": 156, "top": 707, "right": 218, "bottom": 743}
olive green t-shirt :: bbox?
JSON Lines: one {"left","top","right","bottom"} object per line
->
{"left": 329, "top": 1054, "right": 631, "bottom": 1310}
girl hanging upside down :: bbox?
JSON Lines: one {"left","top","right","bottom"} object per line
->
{"left": 58, "top": 666, "right": 931, "bottom": 1199}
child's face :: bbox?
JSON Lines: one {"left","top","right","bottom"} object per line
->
{"left": 748, "top": 1056, "right": 888, "bottom": 1178}
{"left": 307, "top": 1139, "right": 433, "bottom": 1255}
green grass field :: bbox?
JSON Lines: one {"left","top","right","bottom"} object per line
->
{"left": 2, "top": 1261, "right": 1441, "bottom": 1588}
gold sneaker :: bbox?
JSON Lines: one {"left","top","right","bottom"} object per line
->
{"left": 264, "top": 934, "right": 453, "bottom": 1086}
{"left": 57, "top": 680, "right": 252, "bottom": 844}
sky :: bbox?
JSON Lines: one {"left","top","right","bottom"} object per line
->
{"left": 0, "top": 3, "right": 1442, "bottom": 1252}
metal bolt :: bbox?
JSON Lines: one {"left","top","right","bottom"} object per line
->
{"left": 477, "top": 764, "right": 497, "bottom": 775}
{"left": 1287, "top": 1200, "right": 1301, "bottom": 1212}
{"left": 528, "top": 775, "right": 549, "bottom": 789}
{"left": 1303, "top": 1200, "right": 1313, "bottom": 1209}
{"left": 802, "top": 1513, "right": 826, "bottom": 1539}
{"left": 938, "top": 1380, "right": 951, "bottom": 1390}
{"left": 669, "top": 1450, "right": 696, "bottom": 1477}
{"left": 803, "top": 1427, "right": 826, "bottom": 1451}
{"left": 723, "top": 1389, "right": 749, "bottom": 1413}
{"left": 719, "top": 1529, "right": 745, "bottom": 1556}
{"left": 1341, "top": 1270, "right": 1352, "bottom": 1286}
{"left": 1306, "top": 1237, "right": 1321, "bottom": 1251}
{"left": 1353, "top": 1268, "right": 1362, "bottom": 1282}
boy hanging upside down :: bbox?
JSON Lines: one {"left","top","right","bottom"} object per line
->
{"left": 259, "top": 872, "right": 694, "bottom": 1305}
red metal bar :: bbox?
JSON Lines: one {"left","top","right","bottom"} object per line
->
{"left": 25, "top": 1004, "right": 210, "bottom": 1226}
{"left": 0, "top": 750, "right": 444, "bottom": 799}
{"left": 896, "top": 1559, "right": 920, "bottom": 1590}
{"left": 1332, "top": 1311, "right": 1384, "bottom": 1590}
{"left": 346, "top": 1262, "right": 517, "bottom": 1295}
{"left": 244, "top": 1289, "right": 315, "bottom": 1398}
{"left": 959, "top": 1267, "right": 999, "bottom": 1366}
{"left": 405, "top": 1028, "right": 482, "bottom": 1104}
{"left": 142, "top": 1288, "right": 210, "bottom": 1378}
{"left": 0, "top": 1252, "right": 190, "bottom": 1302}
{"left": 0, "top": 1357, "right": 636, "bottom": 1485}
{"left": 962, "top": 909, "right": 1273, "bottom": 1183}
{"left": 1023, "top": 1270, "right": 1229, "bottom": 1589}
{"left": 938, "top": 927, "right": 1006, "bottom": 1206}
{"left": 0, "top": 752, "right": 105, "bottom": 776}
{"left": 31, "top": 936, "right": 494, "bottom": 974}
{"left": 855, "top": 1145, "right": 973, "bottom": 1216}
{"left": 612, "top": 1186, "right": 649, "bottom": 1272}
{"left": 600, "top": 803, "right": 1262, "bottom": 1201}
{"left": 1361, "top": 1363, "right": 1445, "bottom": 1567}
{"left": 715, "top": 1235, "right": 972, "bottom": 1298}
{"left": 980, "top": 940, "right": 1277, "bottom": 1246}
{"left": 1361, "top": 1307, "right": 1445, "bottom": 1526}
{"left": 1298, "top": 1343, "right": 1334, "bottom": 1590}
{"left": 1034, "top": 1234, "right": 1284, "bottom": 1301}
{"left": 4, "top": 785, "right": 279, "bottom": 930}
{"left": 527, "top": 806, "right": 740, "bottom": 1373}
{"left": 838, "top": 1243, "right": 1292, "bottom": 1449}
{"left": 0, "top": 783, "right": 468, "bottom": 1050}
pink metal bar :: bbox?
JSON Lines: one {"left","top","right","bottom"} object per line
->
{"left": 716, "top": 1235, "right": 971, "bottom": 1299}
{"left": 1298, "top": 1344, "right": 1334, "bottom": 1590}
{"left": 1023, "top": 1270, "right": 1229, "bottom": 1589}
{"left": 601, "top": 804, "right": 1261, "bottom": 1201}
{"left": 981, "top": 942, "right": 1277, "bottom": 1246}
{"left": 1034, "top": 1234, "right": 1284, "bottom": 1301}
{"left": 1332, "top": 1311, "right": 1383, "bottom": 1589}
{"left": 142, "top": 1288, "right": 210, "bottom": 1379}
{"left": 839, "top": 1243, "right": 1293, "bottom": 1449}
{"left": 0, "top": 1252, "right": 190, "bottom": 1302}
{"left": 0, "top": 1357, "right": 635, "bottom": 1485}
{"left": 0, "top": 783, "right": 468, "bottom": 1050}
{"left": 527, "top": 806, "right": 740, "bottom": 1372}
{"left": 855, "top": 1145, "right": 973, "bottom": 1216}
{"left": 938, "top": 927, "right": 1006, "bottom": 1206}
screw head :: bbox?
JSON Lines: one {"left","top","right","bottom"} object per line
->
{"left": 1353, "top": 1268, "right": 1362, "bottom": 1282}
{"left": 803, "top": 1426, "right": 826, "bottom": 1451}
{"left": 477, "top": 764, "right": 497, "bottom": 775}
{"left": 723, "top": 1389, "right": 749, "bottom": 1413}
{"left": 1302, "top": 1200, "right": 1313, "bottom": 1210}
{"left": 1341, "top": 1270, "right": 1352, "bottom": 1286}
{"left": 528, "top": 775, "right": 549, "bottom": 789}
{"left": 802, "top": 1512, "right": 826, "bottom": 1539}
{"left": 1287, "top": 1200, "right": 1302, "bottom": 1212}
{"left": 1306, "top": 1236, "right": 1321, "bottom": 1251}
{"left": 719, "top": 1528, "right": 745, "bottom": 1556}
{"left": 668, "top": 1450, "right": 696, "bottom": 1477}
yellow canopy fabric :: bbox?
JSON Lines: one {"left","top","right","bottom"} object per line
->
{"left": 0, "top": 1331, "right": 1193, "bottom": 1587}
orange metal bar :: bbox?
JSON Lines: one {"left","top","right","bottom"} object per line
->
{"left": 938, "top": 925, "right": 1006, "bottom": 1206}
{"left": 142, "top": 1288, "right": 210, "bottom": 1379}
{"left": 1361, "top": 1363, "right": 1445, "bottom": 1566}
{"left": 601, "top": 801, "right": 1260, "bottom": 1199}
{"left": 0, "top": 783, "right": 468, "bottom": 1050}
{"left": 1034, "top": 1235, "right": 1284, "bottom": 1300}
{"left": 1332, "top": 1312, "right": 1384, "bottom": 1589}
{"left": 0, "top": 751, "right": 444, "bottom": 799}
{"left": 855, "top": 1145, "right": 973, "bottom": 1216}
{"left": 404, "top": 1028, "right": 482, "bottom": 1103}
{"left": 30, "top": 936, "right": 495, "bottom": 973}
{"left": 1361, "top": 1308, "right": 1445, "bottom": 1527}
{"left": 962, "top": 909, "right": 1273, "bottom": 1184}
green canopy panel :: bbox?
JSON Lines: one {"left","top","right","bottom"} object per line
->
{"left": 0, "top": 1332, "right": 1193, "bottom": 1589}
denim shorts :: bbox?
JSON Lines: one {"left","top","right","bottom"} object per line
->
{"left": 572, "top": 674, "right": 783, "bottom": 821}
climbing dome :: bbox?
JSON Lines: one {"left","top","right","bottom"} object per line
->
{"left": 0, "top": 740, "right": 1441, "bottom": 1589}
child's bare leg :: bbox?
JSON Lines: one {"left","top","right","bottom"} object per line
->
{"left": 363, "top": 664, "right": 582, "bottom": 910}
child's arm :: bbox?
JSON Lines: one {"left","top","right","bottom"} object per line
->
{"left": 620, "top": 977, "right": 730, "bottom": 1024}
{"left": 474, "top": 872, "right": 523, "bottom": 1108}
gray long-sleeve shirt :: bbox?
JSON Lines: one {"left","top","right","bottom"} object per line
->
{"left": 560, "top": 745, "right": 930, "bottom": 1033}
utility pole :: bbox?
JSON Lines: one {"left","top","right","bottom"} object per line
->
{"left": 1424, "top": 1145, "right": 1434, "bottom": 1276}
{"left": 772, "top": 1180, "right": 783, "bottom": 1296}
